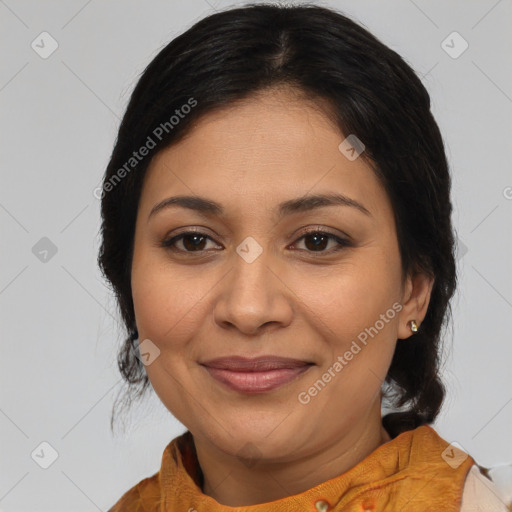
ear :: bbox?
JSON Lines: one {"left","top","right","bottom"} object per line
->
{"left": 397, "top": 271, "right": 435, "bottom": 340}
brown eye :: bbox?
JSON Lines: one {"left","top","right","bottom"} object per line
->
{"left": 161, "top": 231, "right": 220, "bottom": 252}
{"left": 293, "top": 230, "right": 351, "bottom": 254}
{"left": 160, "top": 228, "right": 351, "bottom": 256}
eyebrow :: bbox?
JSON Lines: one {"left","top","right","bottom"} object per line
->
{"left": 147, "top": 192, "right": 372, "bottom": 223}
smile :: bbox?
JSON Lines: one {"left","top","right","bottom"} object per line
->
{"left": 202, "top": 365, "right": 313, "bottom": 393}
{"left": 199, "top": 355, "right": 315, "bottom": 394}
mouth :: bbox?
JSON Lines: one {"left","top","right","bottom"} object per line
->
{"left": 200, "top": 355, "right": 314, "bottom": 394}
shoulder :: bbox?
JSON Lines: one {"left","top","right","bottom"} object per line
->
{"left": 460, "top": 464, "right": 510, "bottom": 512}
{"left": 107, "top": 432, "right": 189, "bottom": 511}
{"left": 107, "top": 471, "right": 162, "bottom": 512}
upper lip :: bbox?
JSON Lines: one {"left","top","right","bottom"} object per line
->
{"left": 200, "top": 356, "right": 313, "bottom": 372}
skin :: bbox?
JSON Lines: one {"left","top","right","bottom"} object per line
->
{"left": 130, "top": 86, "right": 434, "bottom": 507}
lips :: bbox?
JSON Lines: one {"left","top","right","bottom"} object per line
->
{"left": 200, "top": 355, "right": 312, "bottom": 371}
{"left": 200, "top": 356, "right": 314, "bottom": 393}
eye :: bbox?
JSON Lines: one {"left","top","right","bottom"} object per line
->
{"left": 161, "top": 230, "right": 221, "bottom": 253}
{"left": 160, "top": 227, "right": 352, "bottom": 255}
{"left": 292, "top": 228, "right": 352, "bottom": 254}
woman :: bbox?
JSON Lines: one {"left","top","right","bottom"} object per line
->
{"left": 98, "top": 3, "right": 508, "bottom": 511}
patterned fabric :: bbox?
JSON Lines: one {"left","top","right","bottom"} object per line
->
{"left": 108, "top": 425, "right": 476, "bottom": 511}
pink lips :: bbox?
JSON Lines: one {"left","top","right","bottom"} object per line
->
{"left": 200, "top": 356, "right": 313, "bottom": 393}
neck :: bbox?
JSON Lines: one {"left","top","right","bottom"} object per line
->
{"left": 194, "top": 400, "right": 392, "bottom": 507}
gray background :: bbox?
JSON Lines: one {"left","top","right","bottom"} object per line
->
{"left": 1, "top": 0, "right": 511, "bottom": 510}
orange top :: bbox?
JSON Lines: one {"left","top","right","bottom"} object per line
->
{"left": 108, "top": 424, "right": 476, "bottom": 511}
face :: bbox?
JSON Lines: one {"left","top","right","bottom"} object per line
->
{"left": 131, "top": 87, "right": 423, "bottom": 462}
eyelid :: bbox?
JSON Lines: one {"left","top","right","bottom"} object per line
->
{"left": 294, "top": 225, "right": 350, "bottom": 241}
{"left": 164, "top": 225, "right": 350, "bottom": 242}
{"left": 161, "top": 227, "right": 220, "bottom": 247}
{"left": 160, "top": 225, "right": 352, "bottom": 255}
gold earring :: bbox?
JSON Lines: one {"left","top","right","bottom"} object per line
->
{"left": 409, "top": 320, "right": 418, "bottom": 333}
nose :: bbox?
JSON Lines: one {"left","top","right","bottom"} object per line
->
{"left": 213, "top": 246, "right": 294, "bottom": 336}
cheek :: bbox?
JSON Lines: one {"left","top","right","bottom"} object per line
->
{"left": 131, "top": 257, "right": 210, "bottom": 428}
{"left": 131, "top": 253, "right": 209, "bottom": 346}
{"left": 300, "top": 256, "right": 401, "bottom": 343}
{"left": 294, "top": 249, "right": 401, "bottom": 408}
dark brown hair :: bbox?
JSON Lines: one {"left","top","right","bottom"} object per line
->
{"left": 98, "top": 3, "right": 456, "bottom": 438}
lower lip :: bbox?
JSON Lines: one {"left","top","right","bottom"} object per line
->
{"left": 202, "top": 365, "right": 312, "bottom": 393}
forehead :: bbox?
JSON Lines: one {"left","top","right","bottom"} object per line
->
{"left": 139, "top": 88, "right": 392, "bottom": 223}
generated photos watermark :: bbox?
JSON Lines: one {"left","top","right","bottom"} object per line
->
{"left": 298, "top": 301, "right": 403, "bottom": 405}
{"left": 93, "top": 97, "right": 198, "bottom": 199}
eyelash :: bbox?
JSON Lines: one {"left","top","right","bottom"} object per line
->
{"left": 160, "top": 227, "right": 352, "bottom": 256}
